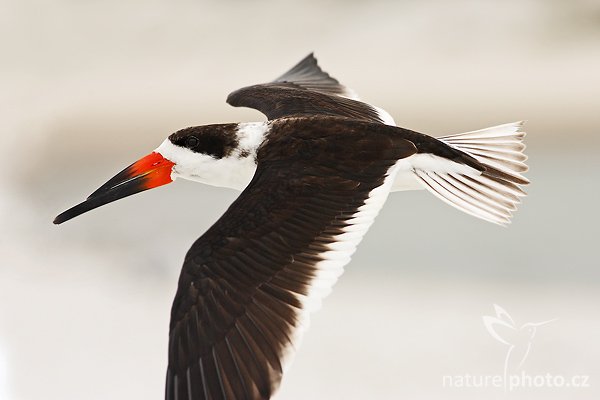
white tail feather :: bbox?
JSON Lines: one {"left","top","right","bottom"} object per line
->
{"left": 414, "top": 122, "right": 529, "bottom": 225}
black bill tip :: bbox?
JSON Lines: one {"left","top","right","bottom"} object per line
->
{"left": 53, "top": 151, "right": 175, "bottom": 225}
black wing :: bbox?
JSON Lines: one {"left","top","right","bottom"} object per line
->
{"left": 226, "top": 53, "right": 392, "bottom": 124}
{"left": 272, "top": 52, "right": 358, "bottom": 99}
{"left": 166, "top": 120, "right": 417, "bottom": 400}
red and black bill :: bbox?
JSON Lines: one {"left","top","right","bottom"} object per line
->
{"left": 53, "top": 152, "right": 174, "bottom": 224}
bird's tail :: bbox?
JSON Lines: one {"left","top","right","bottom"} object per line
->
{"left": 413, "top": 122, "right": 529, "bottom": 225}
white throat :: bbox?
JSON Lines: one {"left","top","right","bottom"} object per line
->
{"left": 155, "top": 122, "right": 268, "bottom": 190}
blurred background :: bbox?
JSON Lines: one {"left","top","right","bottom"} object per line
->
{"left": 1, "top": 0, "right": 599, "bottom": 399}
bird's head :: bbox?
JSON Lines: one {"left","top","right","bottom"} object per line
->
{"left": 519, "top": 319, "right": 557, "bottom": 341}
{"left": 54, "top": 122, "right": 266, "bottom": 225}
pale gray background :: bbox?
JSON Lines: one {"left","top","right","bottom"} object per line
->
{"left": 1, "top": 0, "right": 599, "bottom": 399}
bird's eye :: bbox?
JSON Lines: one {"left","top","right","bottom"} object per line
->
{"left": 186, "top": 136, "right": 199, "bottom": 148}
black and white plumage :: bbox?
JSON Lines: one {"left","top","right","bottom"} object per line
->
{"left": 166, "top": 119, "right": 417, "bottom": 400}
{"left": 227, "top": 53, "right": 395, "bottom": 125}
{"left": 54, "top": 53, "right": 529, "bottom": 400}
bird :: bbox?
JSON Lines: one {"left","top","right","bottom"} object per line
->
{"left": 54, "top": 54, "right": 529, "bottom": 400}
{"left": 483, "top": 305, "right": 555, "bottom": 384}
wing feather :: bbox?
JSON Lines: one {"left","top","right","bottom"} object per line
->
{"left": 226, "top": 54, "right": 394, "bottom": 124}
{"left": 165, "top": 122, "right": 416, "bottom": 399}
{"left": 273, "top": 53, "right": 359, "bottom": 100}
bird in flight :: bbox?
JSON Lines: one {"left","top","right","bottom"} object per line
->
{"left": 54, "top": 54, "right": 528, "bottom": 400}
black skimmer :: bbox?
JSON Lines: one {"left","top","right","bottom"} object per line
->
{"left": 54, "top": 54, "right": 529, "bottom": 399}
